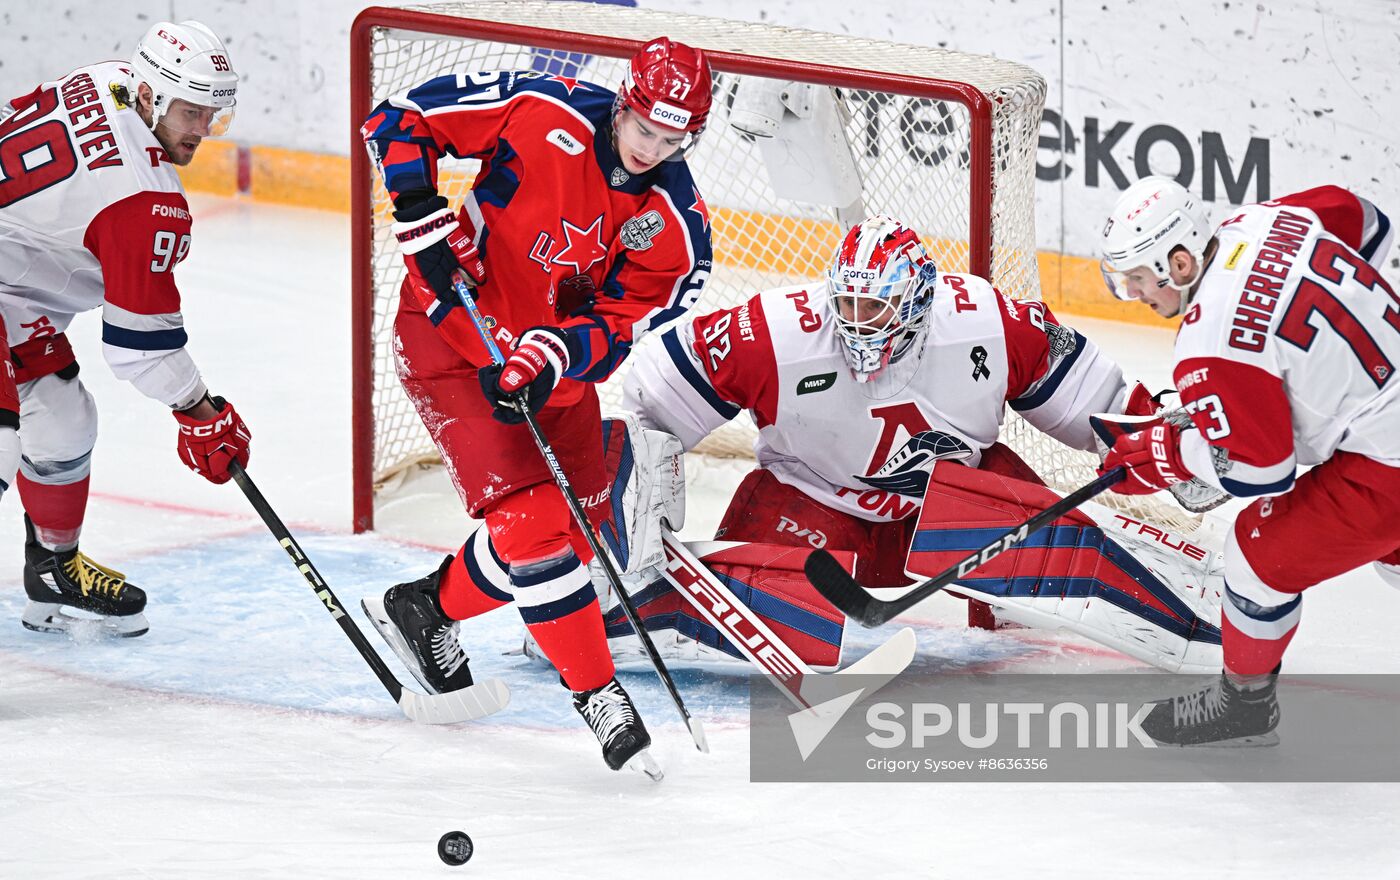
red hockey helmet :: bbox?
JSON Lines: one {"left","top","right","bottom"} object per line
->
{"left": 615, "top": 37, "right": 712, "bottom": 144}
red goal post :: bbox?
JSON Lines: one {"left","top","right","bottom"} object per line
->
{"left": 350, "top": 2, "right": 1186, "bottom": 536}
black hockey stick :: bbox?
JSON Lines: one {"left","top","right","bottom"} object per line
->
{"left": 456, "top": 276, "right": 708, "bottom": 753}
{"left": 229, "top": 461, "right": 509, "bottom": 724}
{"left": 805, "top": 467, "right": 1127, "bottom": 627}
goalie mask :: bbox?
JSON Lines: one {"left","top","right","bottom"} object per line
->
{"left": 1100, "top": 176, "right": 1212, "bottom": 316}
{"left": 827, "top": 215, "right": 938, "bottom": 380}
{"left": 612, "top": 37, "right": 712, "bottom": 161}
{"left": 129, "top": 20, "right": 238, "bottom": 137}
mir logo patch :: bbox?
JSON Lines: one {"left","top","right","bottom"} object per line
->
{"left": 797, "top": 372, "right": 838, "bottom": 395}
{"left": 970, "top": 346, "right": 990, "bottom": 381}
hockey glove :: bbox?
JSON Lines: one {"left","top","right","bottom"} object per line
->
{"left": 479, "top": 327, "right": 571, "bottom": 425}
{"left": 1123, "top": 381, "right": 1171, "bottom": 417}
{"left": 1099, "top": 420, "right": 1193, "bottom": 495}
{"left": 174, "top": 396, "right": 251, "bottom": 484}
{"left": 391, "top": 195, "right": 486, "bottom": 305}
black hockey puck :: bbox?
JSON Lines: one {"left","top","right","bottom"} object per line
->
{"left": 437, "top": 830, "right": 473, "bottom": 866}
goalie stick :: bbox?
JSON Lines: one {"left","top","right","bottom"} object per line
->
{"left": 456, "top": 275, "right": 708, "bottom": 755}
{"left": 230, "top": 462, "right": 510, "bottom": 724}
{"left": 804, "top": 467, "right": 1127, "bottom": 627}
{"left": 660, "top": 533, "right": 916, "bottom": 711}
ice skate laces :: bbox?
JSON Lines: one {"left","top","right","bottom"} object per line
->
{"left": 430, "top": 622, "right": 468, "bottom": 677}
{"left": 1172, "top": 682, "right": 1225, "bottom": 726}
{"left": 64, "top": 553, "right": 128, "bottom": 599}
{"left": 579, "top": 683, "right": 636, "bottom": 746}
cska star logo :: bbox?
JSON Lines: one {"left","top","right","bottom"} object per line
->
{"left": 546, "top": 74, "right": 588, "bottom": 94}
{"left": 552, "top": 215, "right": 608, "bottom": 274}
{"left": 689, "top": 186, "right": 710, "bottom": 232}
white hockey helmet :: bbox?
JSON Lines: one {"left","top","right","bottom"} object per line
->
{"left": 1100, "top": 176, "right": 1212, "bottom": 302}
{"left": 129, "top": 21, "right": 238, "bottom": 136}
{"left": 826, "top": 215, "right": 939, "bottom": 380}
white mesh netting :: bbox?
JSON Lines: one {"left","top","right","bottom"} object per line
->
{"left": 360, "top": 0, "right": 1198, "bottom": 532}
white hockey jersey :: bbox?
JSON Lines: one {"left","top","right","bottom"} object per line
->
{"left": 0, "top": 61, "right": 205, "bottom": 408}
{"left": 624, "top": 272, "right": 1127, "bottom": 521}
{"left": 1173, "top": 187, "right": 1398, "bottom": 498}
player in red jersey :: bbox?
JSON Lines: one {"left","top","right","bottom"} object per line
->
{"left": 1096, "top": 176, "right": 1397, "bottom": 745}
{"left": 360, "top": 39, "right": 713, "bottom": 773}
{"left": 0, "top": 21, "right": 252, "bottom": 639}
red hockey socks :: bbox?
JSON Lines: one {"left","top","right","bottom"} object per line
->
{"left": 437, "top": 529, "right": 514, "bottom": 621}
{"left": 512, "top": 552, "right": 615, "bottom": 692}
{"left": 1222, "top": 599, "right": 1299, "bottom": 676}
{"left": 18, "top": 473, "right": 89, "bottom": 550}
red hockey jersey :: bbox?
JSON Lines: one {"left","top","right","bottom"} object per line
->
{"left": 362, "top": 69, "right": 712, "bottom": 404}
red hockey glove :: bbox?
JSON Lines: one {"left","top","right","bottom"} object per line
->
{"left": 174, "top": 396, "right": 251, "bottom": 484}
{"left": 1123, "top": 381, "right": 1170, "bottom": 417}
{"left": 391, "top": 195, "right": 486, "bottom": 305}
{"left": 478, "top": 327, "right": 571, "bottom": 425}
{"left": 1099, "top": 420, "right": 1193, "bottom": 495}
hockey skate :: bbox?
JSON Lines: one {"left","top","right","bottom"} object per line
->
{"left": 21, "top": 515, "right": 148, "bottom": 638}
{"left": 1140, "top": 671, "right": 1280, "bottom": 747}
{"left": 573, "top": 677, "right": 662, "bottom": 779}
{"left": 361, "top": 556, "right": 474, "bottom": 694}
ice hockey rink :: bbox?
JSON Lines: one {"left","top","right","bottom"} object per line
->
{"left": 2, "top": 194, "right": 1398, "bottom": 878}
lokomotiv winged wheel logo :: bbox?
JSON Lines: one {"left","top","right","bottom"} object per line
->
{"left": 856, "top": 430, "right": 973, "bottom": 497}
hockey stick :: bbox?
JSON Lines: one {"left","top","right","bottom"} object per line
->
{"left": 804, "top": 466, "right": 1127, "bottom": 627}
{"left": 229, "top": 461, "right": 510, "bottom": 725}
{"left": 660, "top": 533, "right": 916, "bottom": 711}
{"left": 455, "top": 276, "right": 708, "bottom": 753}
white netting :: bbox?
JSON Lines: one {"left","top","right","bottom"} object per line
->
{"left": 360, "top": 0, "right": 1198, "bottom": 533}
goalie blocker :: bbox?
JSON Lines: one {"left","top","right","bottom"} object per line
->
{"left": 581, "top": 416, "right": 1224, "bottom": 674}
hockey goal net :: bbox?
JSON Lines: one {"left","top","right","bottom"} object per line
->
{"left": 351, "top": 1, "right": 1192, "bottom": 535}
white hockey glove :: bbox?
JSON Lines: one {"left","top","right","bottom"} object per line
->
{"left": 590, "top": 412, "right": 686, "bottom": 606}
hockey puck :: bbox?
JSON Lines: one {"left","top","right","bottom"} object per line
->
{"left": 437, "top": 830, "right": 473, "bottom": 866}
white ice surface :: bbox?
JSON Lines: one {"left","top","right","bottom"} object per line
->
{"left": 1, "top": 195, "right": 1397, "bottom": 878}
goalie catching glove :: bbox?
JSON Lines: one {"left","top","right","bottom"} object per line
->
{"left": 479, "top": 327, "right": 572, "bottom": 424}
{"left": 391, "top": 194, "right": 486, "bottom": 305}
{"left": 173, "top": 396, "right": 251, "bottom": 484}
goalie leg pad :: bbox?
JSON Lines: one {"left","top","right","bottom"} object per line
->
{"left": 910, "top": 464, "right": 1223, "bottom": 672}
{"left": 596, "top": 413, "right": 684, "bottom": 575}
{"left": 604, "top": 542, "right": 850, "bottom": 670}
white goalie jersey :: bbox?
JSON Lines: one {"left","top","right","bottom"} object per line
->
{"left": 623, "top": 272, "right": 1128, "bottom": 521}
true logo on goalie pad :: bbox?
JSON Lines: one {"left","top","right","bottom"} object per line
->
{"left": 661, "top": 544, "right": 804, "bottom": 682}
